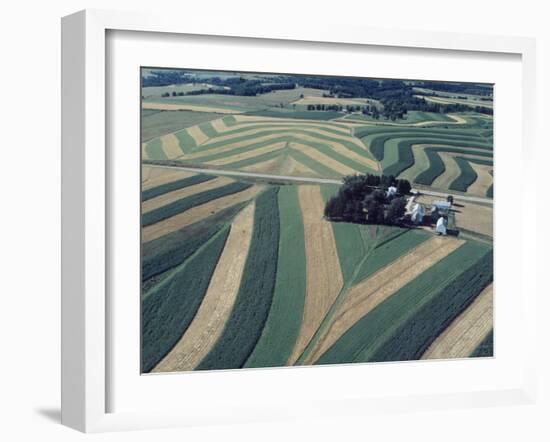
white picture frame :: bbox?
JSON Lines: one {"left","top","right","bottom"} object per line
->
{"left": 61, "top": 9, "right": 538, "bottom": 433}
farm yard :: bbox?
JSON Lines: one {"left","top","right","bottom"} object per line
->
{"left": 141, "top": 69, "right": 494, "bottom": 373}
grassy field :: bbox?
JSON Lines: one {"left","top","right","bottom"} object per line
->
{"left": 141, "top": 110, "right": 224, "bottom": 142}
{"left": 140, "top": 170, "right": 493, "bottom": 373}
{"left": 140, "top": 74, "right": 494, "bottom": 373}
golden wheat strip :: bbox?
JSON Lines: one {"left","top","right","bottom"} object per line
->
{"left": 304, "top": 237, "right": 465, "bottom": 364}
{"left": 186, "top": 125, "right": 210, "bottom": 146}
{"left": 142, "top": 186, "right": 263, "bottom": 243}
{"left": 287, "top": 185, "right": 344, "bottom": 365}
{"left": 206, "top": 142, "right": 287, "bottom": 167}
{"left": 422, "top": 284, "right": 493, "bottom": 360}
{"left": 290, "top": 142, "right": 359, "bottom": 176}
{"left": 152, "top": 203, "right": 256, "bottom": 373}
{"left": 142, "top": 177, "right": 233, "bottom": 214}
{"left": 142, "top": 102, "right": 243, "bottom": 114}
{"left": 141, "top": 166, "right": 195, "bottom": 190}
{"left": 467, "top": 162, "right": 493, "bottom": 196}
{"left": 160, "top": 133, "right": 184, "bottom": 159}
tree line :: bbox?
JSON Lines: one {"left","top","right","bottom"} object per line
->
{"left": 324, "top": 174, "right": 412, "bottom": 225}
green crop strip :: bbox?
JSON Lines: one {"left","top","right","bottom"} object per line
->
{"left": 141, "top": 226, "right": 230, "bottom": 373}
{"left": 141, "top": 202, "right": 246, "bottom": 284}
{"left": 470, "top": 329, "right": 493, "bottom": 357}
{"left": 450, "top": 157, "right": 478, "bottom": 192}
{"left": 145, "top": 138, "right": 167, "bottom": 160}
{"left": 197, "top": 187, "right": 281, "bottom": 370}
{"left": 316, "top": 241, "right": 492, "bottom": 365}
{"left": 141, "top": 174, "right": 215, "bottom": 201}
{"left": 244, "top": 185, "right": 306, "bottom": 367}
{"left": 142, "top": 181, "right": 252, "bottom": 226}
{"left": 354, "top": 229, "right": 431, "bottom": 283}
{"left": 174, "top": 130, "right": 197, "bottom": 153}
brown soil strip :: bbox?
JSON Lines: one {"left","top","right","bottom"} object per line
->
{"left": 142, "top": 176, "right": 233, "bottom": 214}
{"left": 467, "top": 162, "right": 493, "bottom": 196}
{"left": 160, "top": 133, "right": 184, "bottom": 159}
{"left": 287, "top": 185, "right": 344, "bottom": 365}
{"left": 142, "top": 102, "right": 243, "bottom": 114}
{"left": 141, "top": 166, "right": 195, "bottom": 191}
{"left": 142, "top": 185, "right": 263, "bottom": 243}
{"left": 422, "top": 283, "right": 493, "bottom": 360}
{"left": 304, "top": 236, "right": 465, "bottom": 365}
{"left": 152, "top": 203, "right": 256, "bottom": 373}
{"left": 432, "top": 153, "right": 462, "bottom": 189}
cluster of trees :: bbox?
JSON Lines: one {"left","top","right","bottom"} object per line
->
{"left": 417, "top": 81, "right": 493, "bottom": 96}
{"left": 324, "top": 174, "right": 411, "bottom": 225}
{"left": 142, "top": 70, "right": 188, "bottom": 87}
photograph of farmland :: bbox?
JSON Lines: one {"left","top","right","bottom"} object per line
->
{"left": 141, "top": 68, "right": 494, "bottom": 374}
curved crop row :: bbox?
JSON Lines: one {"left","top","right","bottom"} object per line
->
{"left": 316, "top": 241, "right": 493, "bottom": 365}
{"left": 141, "top": 226, "right": 230, "bottom": 373}
{"left": 368, "top": 131, "right": 490, "bottom": 162}
{"left": 142, "top": 181, "right": 252, "bottom": 226}
{"left": 196, "top": 187, "right": 281, "bottom": 370}
{"left": 141, "top": 202, "right": 245, "bottom": 284}
{"left": 141, "top": 174, "right": 214, "bottom": 201}
{"left": 449, "top": 157, "right": 478, "bottom": 192}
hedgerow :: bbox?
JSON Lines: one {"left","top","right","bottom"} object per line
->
{"left": 142, "top": 174, "right": 215, "bottom": 201}
{"left": 449, "top": 157, "right": 478, "bottom": 192}
{"left": 141, "top": 227, "right": 230, "bottom": 373}
{"left": 142, "top": 181, "right": 252, "bottom": 226}
{"left": 197, "top": 187, "right": 281, "bottom": 370}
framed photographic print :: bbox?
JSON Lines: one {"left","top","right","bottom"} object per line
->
{"left": 61, "top": 9, "right": 537, "bottom": 433}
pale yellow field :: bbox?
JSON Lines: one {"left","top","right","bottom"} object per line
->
{"left": 141, "top": 166, "right": 195, "bottom": 190}
{"left": 141, "top": 185, "right": 263, "bottom": 243}
{"left": 142, "top": 102, "right": 244, "bottom": 114}
{"left": 142, "top": 176, "right": 233, "bottom": 214}
{"left": 287, "top": 185, "right": 344, "bottom": 365}
{"left": 422, "top": 283, "right": 493, "bottom": 360}
{"left": 160, "top": 133, "right": 184, "bottom": 159}
{"left": 152, "top": 203, "right": 256, "bottom": 372}
{"left": 304, "top": 237, "right": 465, "bottom": 365}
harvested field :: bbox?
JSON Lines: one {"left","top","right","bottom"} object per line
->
{"left": 141, "top": 166, "right": 194, "bottom": 190}
{"left": 160, "top": 133, "right": 184, "bottom": 159}
{"left": 152, "top": 203, "right": 256, "bottom": 372}
{"left": 287, "top": 185, "right": 344, "bottom": 365}
{"left": 142, "top": 185, "right": 263, "bottom": 242}
{"left": 142, "top": 176, "right": 233, "bottom": 214}
{"left": 422, "top": 283, "right": 493, "bottom": 360}
{"left": 186, "top": 124, "right": 210, "bottom": 146}
{"left": 467, "top": 162, "right": 493, "bottom": 195}
{"left": 303, "top": 236, "right": 464, "bottom": 365}
{"left": 142, "top": 101, "right": 244, "bottom": 114}
{"left": 290, "top": 142, "right": 360, "bottom": 176}
{"left": 431, "top": 153, "right": 462, "bottom": 189}
{"left": 206, "top": 142, "right": 287, "bottom": 166}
